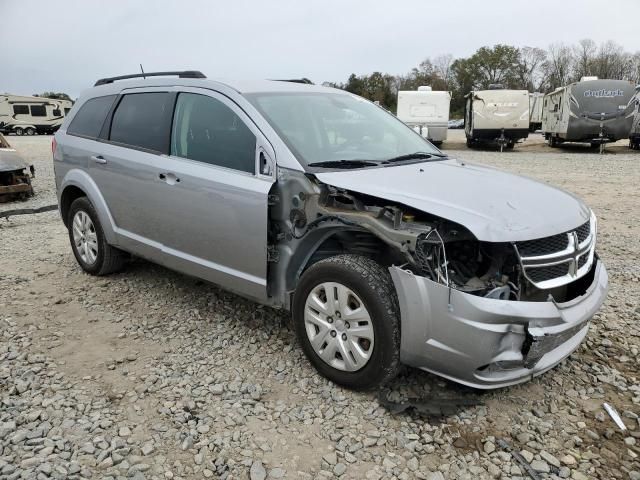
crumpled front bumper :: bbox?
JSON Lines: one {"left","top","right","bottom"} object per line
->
{"left": 389, "top": 259, "right": 608, "bottom": 389}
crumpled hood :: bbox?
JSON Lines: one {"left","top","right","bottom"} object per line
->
{"left": 314, "top": 159, "right": 591, "bottom": 242}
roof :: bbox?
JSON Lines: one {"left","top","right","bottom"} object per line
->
{"left": 88, "top": 76, "right": 341, "bottom": 96}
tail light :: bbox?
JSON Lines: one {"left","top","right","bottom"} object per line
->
{"left": 52, "top": 137, "right": 57, "bottom": 156}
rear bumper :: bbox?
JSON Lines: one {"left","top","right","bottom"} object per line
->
{"left": 389, "top": 259, "right": 608, "bottom": 389}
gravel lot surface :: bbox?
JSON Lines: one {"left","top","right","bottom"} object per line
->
{"left": 1, "top": 133, "right": 639, "bottom": 480}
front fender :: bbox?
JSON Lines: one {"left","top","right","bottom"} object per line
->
{"left": 59, "top": 169, "right": 117, "bottom": 244}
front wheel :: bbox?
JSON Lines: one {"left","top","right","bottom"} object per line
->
{"left": 292, "top": 255, "right": 400, "bottom": 390}
{"left": 25, "top": 127, "right": 35, "bottom": 136}
{"left": 14, "top": 127, "right": 23, "bottom": 136}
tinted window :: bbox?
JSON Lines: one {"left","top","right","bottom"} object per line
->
{"left": 110, "top": 93, "right": 173, "bottom": 152}
{"left": 171, "top": 93, "right": 256, "bottom": 173}
{"left": 30, "top": 105, "right": 47, "bottom": 117}
{"left": 68, "top": 95, "right": 116, "bottom": 138}
{"left": 13, "top": 105, "right": 29, "bottom": 115}
{"left": 52, "top": 109, "right": 61, "bottom": 116}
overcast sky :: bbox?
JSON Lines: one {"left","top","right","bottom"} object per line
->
{"left": 2, "top": 0, "right": 639, "bottom": 98}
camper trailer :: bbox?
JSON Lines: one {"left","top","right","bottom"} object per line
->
{"left": 0, "top": 95, "right": 73, "bottom": 135}
{"left": 464, "top": 85, "right": 529, "bottom": 150}
{"left": 541, "top": 77, "right": 635, "bottom": 151}
{"left": 529, "top": 92, "right": 544, "bottom": 131}
{"left": 629, "top": 85, "right": 640, "bottom": 150}
{"left": 396, "top": 86, "right": 451, "bottom": 145}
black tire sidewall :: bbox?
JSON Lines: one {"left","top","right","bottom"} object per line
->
{"left": 67, "top": 197, "right": 108, "bottom": 275}
{"left": 292, "top": 257, "right": 399, "bottom": 390}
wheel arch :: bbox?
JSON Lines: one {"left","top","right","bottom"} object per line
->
{"left": 280, "top": 227, "right": 391, "bottom": 306}
{"left": 58, "top": 169, "right": 117, "bottom": 244}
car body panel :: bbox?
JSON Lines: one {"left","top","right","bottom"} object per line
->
{"left": 389, "top": 259, "right": 608, "bottom": 389}
{"left": 315, "top": 159, "right": 590, "bottom": 242}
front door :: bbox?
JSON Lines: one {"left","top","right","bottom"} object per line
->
{"left": 150, "top": 89, "right": 275, "bottom": 301}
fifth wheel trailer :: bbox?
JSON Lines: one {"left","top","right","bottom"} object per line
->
{"left": 396, "top": 86, "right": 451, "bottom": 145}
{"left": 0, "top": 95, "right": 73, "bottom": 135}
{"left": 464, "top": 86, "right": 529, "bottom": 150}
{"left": 541, "top": 78, "right": 635, "bottom": 150}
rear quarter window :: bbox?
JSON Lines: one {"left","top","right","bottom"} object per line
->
{"left": 109, "top": 92, "right": 173, "bottom": 152}
{"left": 67, "top": 95, "right": 117, "bottom": 138}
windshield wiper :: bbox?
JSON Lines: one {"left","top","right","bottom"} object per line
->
{"left": 307, "top": 159, "right": 380, "bottom": 169}
{"left": 383, "top": 152, "right": 447, "bottom": 164}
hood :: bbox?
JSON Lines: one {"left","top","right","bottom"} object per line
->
{"left": 314, "top": 159, "right": 590, "bottom": 242}
{"left": 0, "top": 149, "right": 32, "bottom": 173}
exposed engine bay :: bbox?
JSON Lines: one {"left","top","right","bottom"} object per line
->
{"left": 269, "top": 169, "right": 595, "bottom": 304}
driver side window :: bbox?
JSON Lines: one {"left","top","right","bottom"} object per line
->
{"left": 171, "top": 93, "right": 256, "bottom": 174}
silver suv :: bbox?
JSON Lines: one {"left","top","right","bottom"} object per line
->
{"left": 54, "top": 71, "right": 608, "bottom": 390}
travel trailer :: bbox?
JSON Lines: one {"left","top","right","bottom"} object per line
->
{"left": 541, "top": 77, "right": 635, "bottom": 151}
{"left": 629, "top": 85, "right": 640, "bottom": 150}
{"left": 396, "top": 86, "right": 451, "bottom": 145}
{"left": 529, "top": 92, "right": 544, "bottom": 131}
{"left": 0, "top": 95, "right": 73, "bottom": 135}
{"left": 464, "top": 85, "right": 529, "bottom": 150}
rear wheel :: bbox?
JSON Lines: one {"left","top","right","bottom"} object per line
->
{"left": 25, "top": 127, "right": 35, "bottom": 136}
{"left": 292, "top": 255, "right": 400, "bottom": 390}
{"left": 68, "top": 197, "right": 126, "bottom": 275}
{"left": 547, "top": 135, "right": 557, "bottom": 147}
{"left": 14, "top": 127, "right": 23, "bottom": 136}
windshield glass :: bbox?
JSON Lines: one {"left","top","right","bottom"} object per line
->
{"left": 246, "top": 91, "right": 442, "bottom": 167}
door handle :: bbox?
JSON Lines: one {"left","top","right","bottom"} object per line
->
{"left": 159, "top": 172, "right": 180, "bottom": 185}
{"left": 90, "top": 155, "right": 107, "bottom": 164}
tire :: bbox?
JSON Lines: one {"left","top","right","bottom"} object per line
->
{"left": 25, "top": 127, "right": 35, "bottom": 136}
{"left": 466, "top": 138, "right": 474, "bottom": 148}
{"left": 292, "top": 254, "right": 400, "bottom": 390}
{"left": 547, "top": 135, "right": 557, "bottom": 147}
{"left": 505, "top": 142, "right": 514, "bottom": 150}
{"left": 14, "top": 127, "right": 23, "bottom": 136}
{"left": 67, "top": 197, "right": 126, "bottom": 276}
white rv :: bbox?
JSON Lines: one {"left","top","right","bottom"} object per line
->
{"left": 541, "top": 77, "right": 635, "bottom": 150}
{"left": 396, "top": 86, "right": 451, "bottom": 145}
{"left": 529, "top": 92, "right": 544, "bottom": 131}
{"left": 0, "top": 95, "right": 73, "bottom": 135}
{"left": 627, "top": 85, "right": 640, "bottom": 150}
{"left": 464, "top": 85, "right": 529, "bottom": 150}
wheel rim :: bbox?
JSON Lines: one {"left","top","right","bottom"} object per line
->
{"left": 72, "top": 211, "right": 98, "bottom": 265}
{"left": 304, "top": 282, "right": 374, "bottom": 372}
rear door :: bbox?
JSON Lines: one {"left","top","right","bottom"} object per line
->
{"left": 89, "top": 89, "right": 176, "bottom": 259}
{"left": 149, "top": 88, "right": 275, "bottom": 301}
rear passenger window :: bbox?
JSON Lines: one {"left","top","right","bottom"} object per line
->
{"left": 52, "top": 109, "right": 61, "bottom": 116}
{"left": 171, "top": 93, "right": 256, "bottom": 173}
{"left": 110, "top": 93, "right": 173, "bottom": 152}
{"left": 68, "top": 95, "right": 116, "bottom": 138}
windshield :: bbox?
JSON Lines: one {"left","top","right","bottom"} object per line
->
{"left": 246, "top": 91, "right": 442, "bottom": 168}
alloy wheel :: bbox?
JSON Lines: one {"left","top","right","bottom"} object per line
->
{"left": 72, "top": 211, "right": 98, "bottom": 265}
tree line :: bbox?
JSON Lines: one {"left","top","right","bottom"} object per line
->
{"left": 324, "top": 40, "right": 640, "bottom": 116}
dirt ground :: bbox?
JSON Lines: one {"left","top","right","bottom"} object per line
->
{"left": 1, "top": 133, "right": 639, "bottom": 480}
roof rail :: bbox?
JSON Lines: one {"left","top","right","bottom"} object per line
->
{"left": 273, "top": 78, "right": 314, "bottom": 85}
{"left": 94, "top": 70, "right": 206, "bottom": 87}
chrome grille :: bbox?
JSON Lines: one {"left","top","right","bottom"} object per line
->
{"left": 516, "top": 232, "right": 569, "bottom": 257}
{"left": 527, "top": 263, "right": 571, "bottom": 283}
{"left": 576, "top": 220, "right": 591, "bottom": 243}
{"left": 514, "top": 214, "right": 596, "bottom": 290}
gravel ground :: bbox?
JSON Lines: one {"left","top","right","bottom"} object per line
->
{"left": 1, "top": 134, "right": 639, "bottom": 480}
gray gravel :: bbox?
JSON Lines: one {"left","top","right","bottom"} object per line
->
{"left": 1, "top": 134, "right": 639, "bottom": 479}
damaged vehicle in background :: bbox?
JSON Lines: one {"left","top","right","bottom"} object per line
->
{"left": 54, "top": 72, "right": 608, "bottom": 390}
{"left": 0, "top": 132, "right": 35, "bottom": 202}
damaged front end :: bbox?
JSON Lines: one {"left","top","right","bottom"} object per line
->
{"left": 0, "top": 133, "right": 35, "bottom": 203}
{"left": 270, "top": 168, "right": 608, "bottom": 388}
